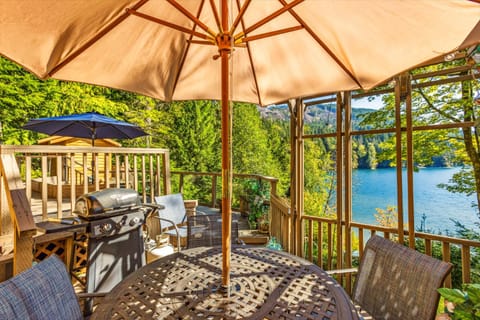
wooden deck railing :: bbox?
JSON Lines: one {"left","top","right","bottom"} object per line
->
{"left": 0, "top": 145, "right": 170, "bottom": 221}
{"left": 171, "top": 170, "right": 278, "bottom": 209}
{"left": 270, "top": 195, "right": 292, "bottom": 252}
{"left": 299, "top": 216, "right": 480, "bottom": 289}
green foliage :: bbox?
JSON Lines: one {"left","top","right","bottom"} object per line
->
{"left": 438, "top": 284, "right": 480, "bottom": 319}
{"left": 262, "top": 118, "right": 290, "bottom": 196}
{"left": 374, "top": 205, "right": 398, "bottom": 228}
{"left": 247, "top": 195, "right": 269, "bottom": 227}
{"left": 303, "top": 139, "right": 336, "bottom": 216}
{"left": 153, "top": 100, "right": 221, "bottom": 173}
{"left": 439, "top": 167, "right": 477, "bottom": 198}
{"left": 240, "top": 179, "right": 270, "bottom": 227}
{"left": 358, "top": 60, "right": 480, "bottom": 210}
{"left": 1, "top": 55, "right": 293, "bottom": 202}
{"left": 0, "top": 56, "right": 138, "bottom": 145}
{"left": 233, "top": 103, "right": 282, "bottom": 178}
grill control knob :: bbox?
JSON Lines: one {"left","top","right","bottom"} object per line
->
{"left": 129, "top": 217, "right": 140, "bottom": 226}
{"left": 99, "top": 223, "right": 113, "bottom": 234}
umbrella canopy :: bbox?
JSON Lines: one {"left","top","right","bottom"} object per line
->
{"left": 23, "top": 112, "right": 148, "bottom": 146}
{"left": 0, "top": 1, "right": 479, "bottom": 105}
{"left": 1, "top": 0, "right": 479, "bottom": 289}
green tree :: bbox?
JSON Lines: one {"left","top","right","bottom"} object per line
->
{"left": 359, "top": 60, "right": 480, "bottom": 212}
{"left": 262, "top": 118, "right": 290, "bottom": 196}
{"left": 366, "top": 142, "right": 378, "bottom": 169}
{"left": 233, "top": 103, "right": 281, "bottom": 177}
{"left": 0, "top": 57, "right": 137, "bottom": 145}
{"left": 153, "top": 100, "right": 221, "bottom": 173}
{"left": 304, "top": 139, "right": 336, "bottom": 217}
{"left": 0, "top": 56, "right": 292, "bottom": 200}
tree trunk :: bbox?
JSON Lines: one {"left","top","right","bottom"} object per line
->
{"left": 461, "top": 79, "right": 480, "bottom": 214}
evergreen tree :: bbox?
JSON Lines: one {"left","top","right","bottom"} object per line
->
{"left": 153, "top": 100, "right": 221, "bottom": 173}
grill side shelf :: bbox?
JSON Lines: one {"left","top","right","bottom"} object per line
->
{"left": 36, "top": 221, "right": 88, "bottom": 234}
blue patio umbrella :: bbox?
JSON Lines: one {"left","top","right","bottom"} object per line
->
{"left": 22, "top": 112, "right": 148, "bottom": 146}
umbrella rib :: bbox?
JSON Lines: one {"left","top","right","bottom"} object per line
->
{"left": 241, "top": 26, "right": 304, "bottom": 43}
{"left": 278, "top": 0, "right": 363, "bottom": 88}
{"left": 48, "top": 0, "right": 150, "bottom": 77}
{"left": 171, "top": 0, "right": 208, "bottom": 97}
{"left": 209, "top": 0, "right": 222, "bottom": 33}
{"left": 127, "top": 8, "right": 214, "bottom": 42}
{"left": 229, "top": 0, "right": 252, "bottom": 36}
{"left": 49, "top": 121, "right": 93, "bottom": 138}
{"left": 233, "top": 0, "right": 304, "bottom": 40}
{"left": 234, "top": 0, "right": 263, "bottom": 107}
{"left": 167, "top": 0, "right": 217, "bottom": 38}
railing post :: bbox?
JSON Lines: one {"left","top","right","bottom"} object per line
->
{"left": 212, "top": 175, "right": 217, "bottom": 208}
{"left": 269, "top": 179, "right": 277, "bottom": 197}
{"left": 56, "top": 155, "right": 62, "bottom": 217}
{"left": 442, "top": 242, "right": 452, "bottom": 288}
{"left": 461, "top": 245, "right": 471, "bottom": 284}
{"left": 179, "top": 174, "right": 184, "bottom": 193}
{"left": 41, "top": 155, "right": 48, "bottom": 220}
{"left": 162, "top": 151, "right": 171, "bottom": 195}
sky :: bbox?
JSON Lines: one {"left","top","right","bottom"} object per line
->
{"left": 352, "top": 95, "right": 385, "bottom": 110}
{"left": 268, "top": 94, "right": 386, "bottom": 110}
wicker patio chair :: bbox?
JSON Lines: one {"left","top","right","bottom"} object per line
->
{"left": 352, "top": 235, "right": 452, "bottom": 320}
{"left": 0, "top": 254, "right": 90, "bottom": 319}
{"left": 186, "top": 213, "right": 240, "bottom": 248}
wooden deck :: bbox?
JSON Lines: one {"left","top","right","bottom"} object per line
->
{"left": 197, "top": 206, "right": 270, "bottom": 245}
{"left": 30, "top": 193, "right": 269, "bottom": 245}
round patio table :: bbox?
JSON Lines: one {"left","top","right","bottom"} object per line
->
{"left": 91, "top": 246, "right": 360, "bottom": 319}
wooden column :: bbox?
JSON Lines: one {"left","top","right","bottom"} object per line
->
{"left": 343, "top": 91, "right": 353, "bottom": 293}
{"left": 405, "top": 75, "right": 415, "bottom": 248}
{"left": 335, "top": 93, "right": 344, "bottom": 270}
{"left": 395, "top": 75, "right": 406, "bottom": 245}
{"left": 289, "top": 98, "right": 304, "bottom": 256}
{"left": 289, "top": 100, "right": 296, "bottom": 255}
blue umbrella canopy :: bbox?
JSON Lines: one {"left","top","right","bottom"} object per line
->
{"left": 23, "top": 112, "right": 148, "bottom": 146}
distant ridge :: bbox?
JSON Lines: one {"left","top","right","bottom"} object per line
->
{"left": 258, "top": 104, "right": 377, "bottom": 125}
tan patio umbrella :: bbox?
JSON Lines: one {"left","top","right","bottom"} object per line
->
{"left": 1, "top": 0, "right": 479, "bottom": 290}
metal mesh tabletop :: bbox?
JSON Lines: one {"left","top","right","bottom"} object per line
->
{"left": 91, "top": 246, "right": 359, "bottom": 320}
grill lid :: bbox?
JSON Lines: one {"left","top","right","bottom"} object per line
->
{"left": 74, "top": 188, "right": 141, "bottom": 218}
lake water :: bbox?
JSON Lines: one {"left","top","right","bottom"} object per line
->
{"left": 352, "top": 167, "right": 478, "bottom": 234}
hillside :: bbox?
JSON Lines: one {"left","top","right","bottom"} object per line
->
{"left": 258, "top": 103, "right": 377, "bottom": 129}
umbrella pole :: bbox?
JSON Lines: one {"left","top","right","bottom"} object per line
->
{"left": 220, "top": 0, "right": 232, "bottom": 292}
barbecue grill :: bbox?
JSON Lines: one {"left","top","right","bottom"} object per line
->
{"left": 71, "top": 188, "right": 149, "bottom": 296}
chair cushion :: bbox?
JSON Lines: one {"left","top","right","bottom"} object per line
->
{"left": 0, "top": 281, "right": 29, "bottom": 319}
{"left": 0, "top": 255, "right": 83, "bottom": 320}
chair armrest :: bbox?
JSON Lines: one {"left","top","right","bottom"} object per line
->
{"left": 195, "top": 209, "right": 209, "bottom": 216}
{"left": 142, "top": 203, "right": 165, "bottom": 222}
{"left": 77, "top": 292, "right": 108, "bottom": 299}
{"left": 77, "top": 292, "right": 109, "bottom": 317}
{"left": 153, "top": 216, "right": 182, "bottom": 252}
{"left": 326, "top": 267, "right": 358, "bottom": 276}
{"left": 143, "top": 203, "right": 165, "bottom": 211}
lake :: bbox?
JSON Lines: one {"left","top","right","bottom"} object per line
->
{"left": 352, "top": 167, "right": 478, "bottom": 234}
